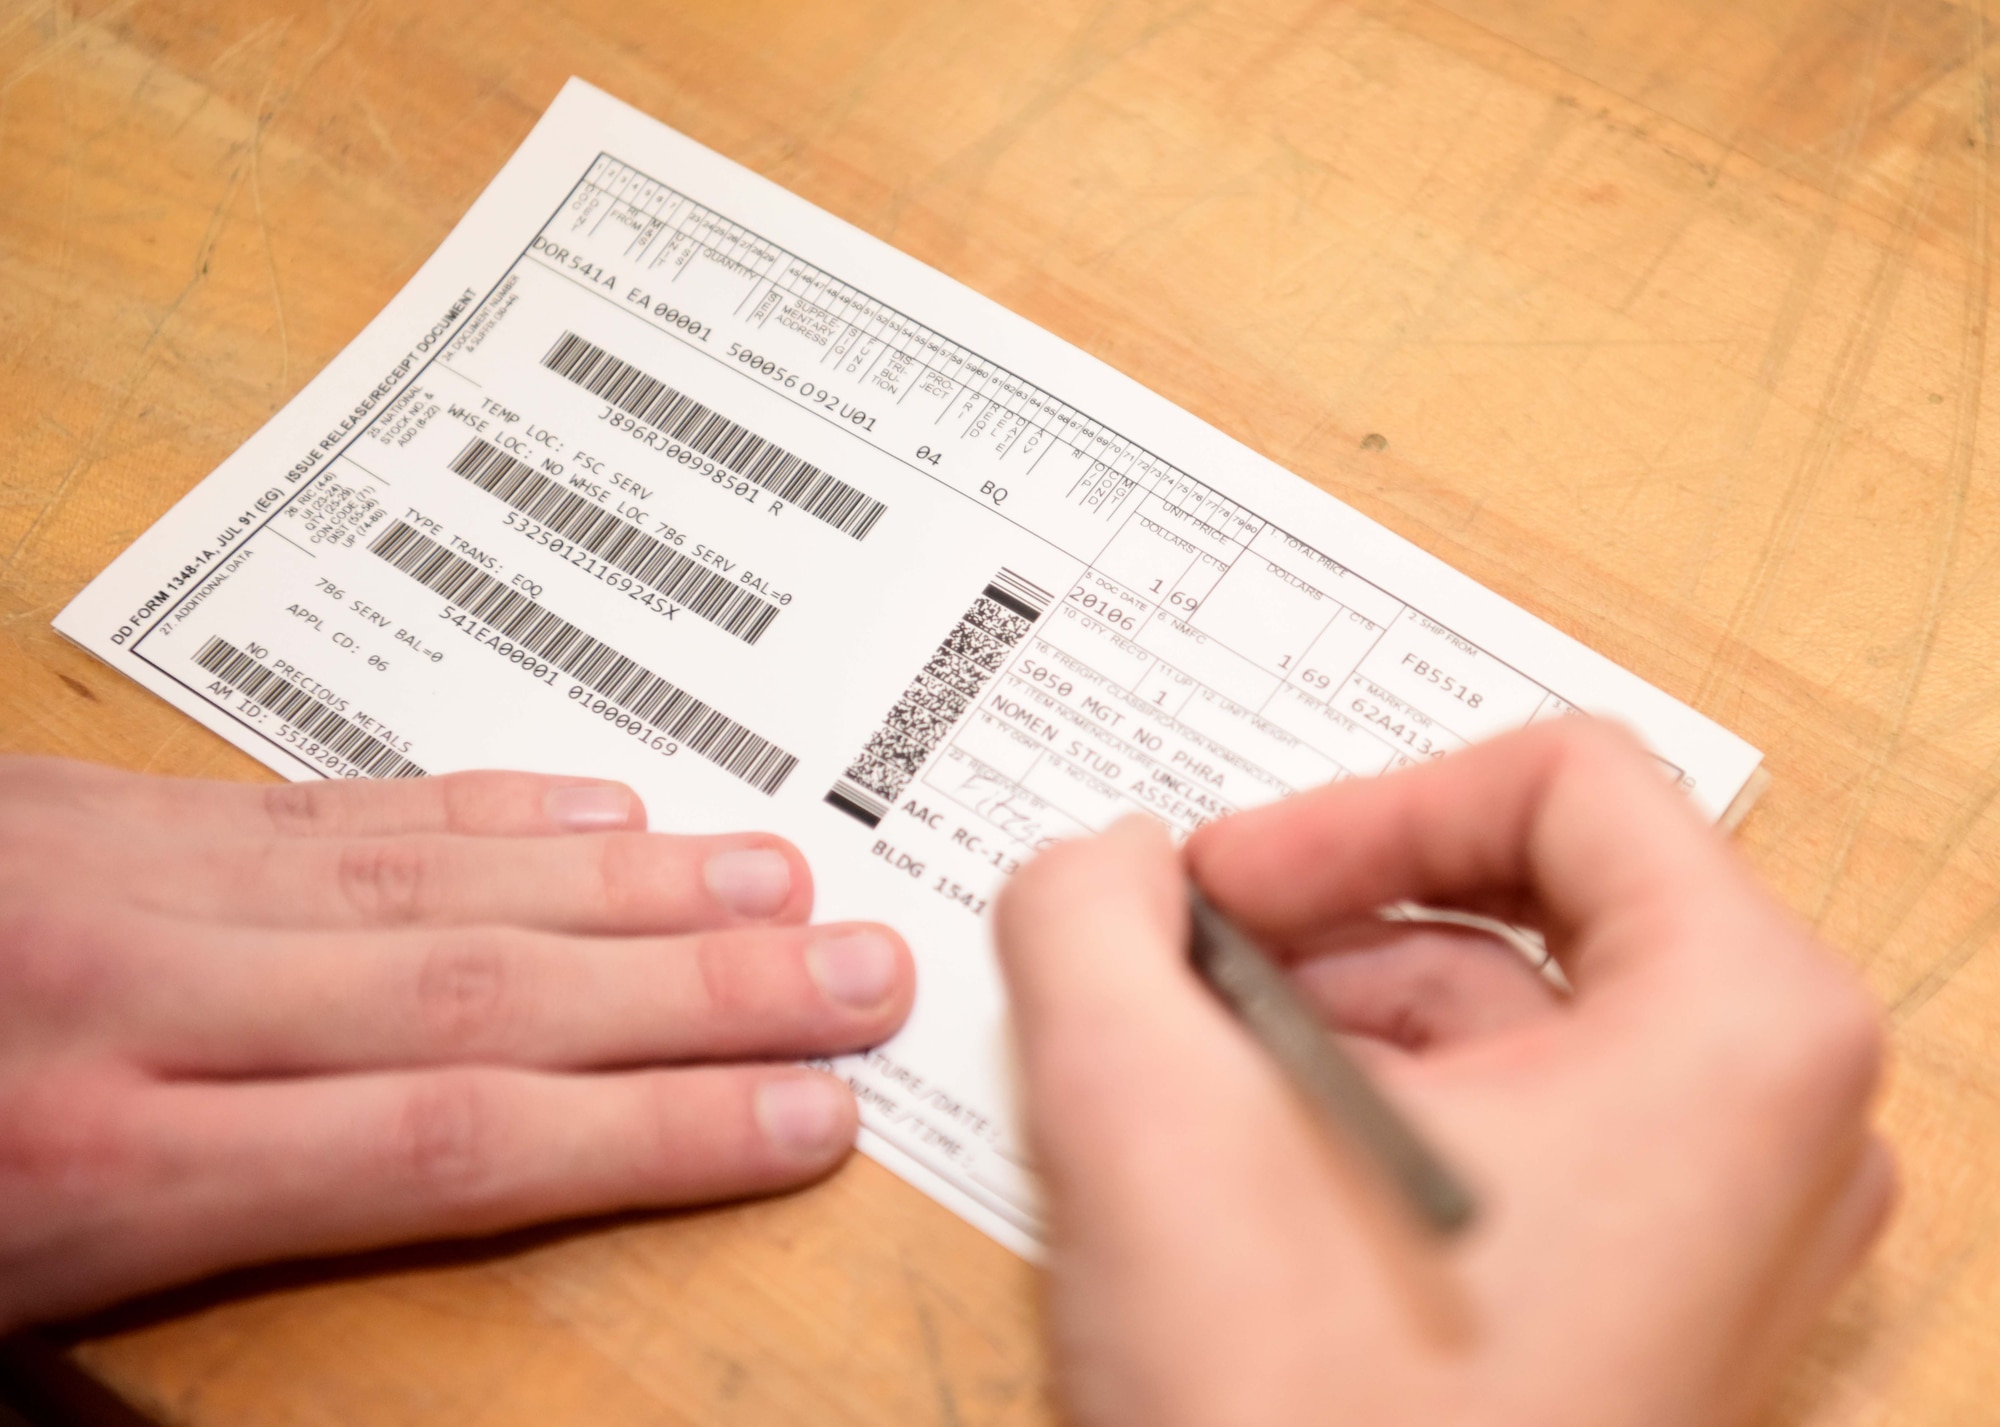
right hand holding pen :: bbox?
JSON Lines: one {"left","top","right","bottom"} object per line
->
{"left": 995, "top": 720, "right": 1890, "bottom": 1427}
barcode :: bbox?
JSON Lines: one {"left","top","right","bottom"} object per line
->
{"left": 195, "top": 637, "right": 426, "bottom": 780}
{"left": 827, "top": 570, "right": 1051, "bottom": 826}
{"left": 542, "top": 331, "right": 887, "bottom": 539}
{"left": 448, "top": 438, "right": 779, "bottom": 644}
{"left": 369, "top": 521, "right": 798, "bottom": 795}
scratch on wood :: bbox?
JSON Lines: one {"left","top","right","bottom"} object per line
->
{"left": 250, "top": 60, "right": 293, "bottom": 392}
{"left": 882, "top": 0, "right": 1202, "bottom": 233}
{"left": 1892, "top": 887, "right": 2000, "bottom": 1020}
{"left": 902, "top": 1255, "right": 966, "bottom": 1427}
{"left": 0, "top": 150, "right": 248, "bottom": 587}
{"left": 1677, "top": 0, "right": 1899, "bottom": 602}
{"left": 0, "top": 0, "right": 378, "bottom": 587}
{"left": 0, "top": 1, "right": 258, "bottom": 588}
{"left": 0, "top": 0, "right": 142, "bottom": 99}
{"left": 206, "top": 16, "right": 286, "bottom": 73}
{"left": 354, "top": 87, "right": 404, "bottom": 168}
{"left": 1325, "top": 92, "right": 1577, "bottom": 420}
{"left": 1695, "top": 97, "right": 1941, "bottom": 728}
{"left": 1810, "top": 11, "right": 1994, "bottom": 934}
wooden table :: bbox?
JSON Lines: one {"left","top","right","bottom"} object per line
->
{"left": 3, "top": 0, "right": 1996, "bottom": 1421}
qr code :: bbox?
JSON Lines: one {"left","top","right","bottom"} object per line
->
{"left": 835, "top": 577, "right": 1045, "bottom": 807}
{"left": 851, "top": 694, "right": 963, "bottom": 793}
{"left": 923, "top": 646, "right": 988, "bottom": 699}
{"left": 964, "top": 597, "right": 1031, "bottom": 645}
{"left": 937, "top": 618, "right": 1016, "bottom": 677}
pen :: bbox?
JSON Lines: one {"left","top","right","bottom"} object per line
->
{"left": 1186, "top": 884, "right": 1478, "bottom": 1237}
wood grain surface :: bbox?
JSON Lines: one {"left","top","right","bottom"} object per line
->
{"left": 3, "top": 0, "right": 1997, "bottom": 1422}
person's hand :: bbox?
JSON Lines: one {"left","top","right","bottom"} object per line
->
{"left": 0, "top": 758, "right": 913, "bottom": 1331}
{"left": 995, "top": 720, "right": 1890, "bottom": 1427}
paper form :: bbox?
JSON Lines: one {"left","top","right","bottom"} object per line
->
{"left": 57, "top": 79, "right": 1761, "bottom": 1256}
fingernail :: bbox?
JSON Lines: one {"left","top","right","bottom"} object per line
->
{"left": 755, "top": 1076, "right": 851, "bottom": 1159}
{"left": 704, "top": 846, "right": 793, "bottom": 918}
{"left": 545, "top": 783, "right": 640, "bottom": 831}
{"left": 807, "top": 931, "right": 899, "bottom": 1009}
{"left": 1108, "top": 811, "right": 1169, "bottom": 846}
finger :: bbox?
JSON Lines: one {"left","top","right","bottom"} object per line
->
{"left": 63, "top": 1066, "right": 858, "bottom": 1299}
{"left": 127, "top": 919, "right": 914, "bottom": 1075}
{"left": 122, "top": 828, "right": 813, "bottom": 932}
{"left": 1715, "top": 1134, "right": 1897, "bottom": 1426}
{"left": 995, "top": 817, "right": 1332, "bottom": 1227}
{"left": 1187, "top": 719, "right": 1777, "bottom": 990}
{"left": 1797, "top": 1133, "right": 1898, "bottom": 1303}
{"left": 0, "top": 758, "right": 647, "bottom": 837}
{"left": 249, "top": 771, "right": 649, "bottom": 837}
{"left": 997, "top": 814, "right": 1191, "bottom": 1039}
{"left": 1286, "top": 922, "right": 1561, "bottom": 1051}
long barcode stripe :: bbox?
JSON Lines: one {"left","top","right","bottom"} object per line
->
{"left": 541, "top": 332, "right": 887, "bottom": 539}
{"left": 447, "top": 439, "right": 779, "bottom": 644}
{"left": 368, "top": 522, "right": 797, "bottom": 794}
{"left": 194, "top": 637, "right": 426, "bottom": 779}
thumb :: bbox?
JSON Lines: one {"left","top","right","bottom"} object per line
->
{"left": 996, "top": 813, "right": 1189, "bottom": 1039}
{"left": 994, "top": 815, "right": 1295, "bottom": 1227}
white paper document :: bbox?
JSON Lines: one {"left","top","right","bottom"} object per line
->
{"left": 59, "top": 79, "right": 1761, "bottom": 1255}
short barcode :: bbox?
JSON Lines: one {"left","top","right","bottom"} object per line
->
{"left": 448, "top": 438, "right": 779, "bottom": 644}
{"left": 194, "top": 637, "right": 426, "bottom": 779}
{"left": 369, "top": 521, "right": 797, "bottom": 795}
{"left": 542, "top": 331, "right": 887, "bottom": 539}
